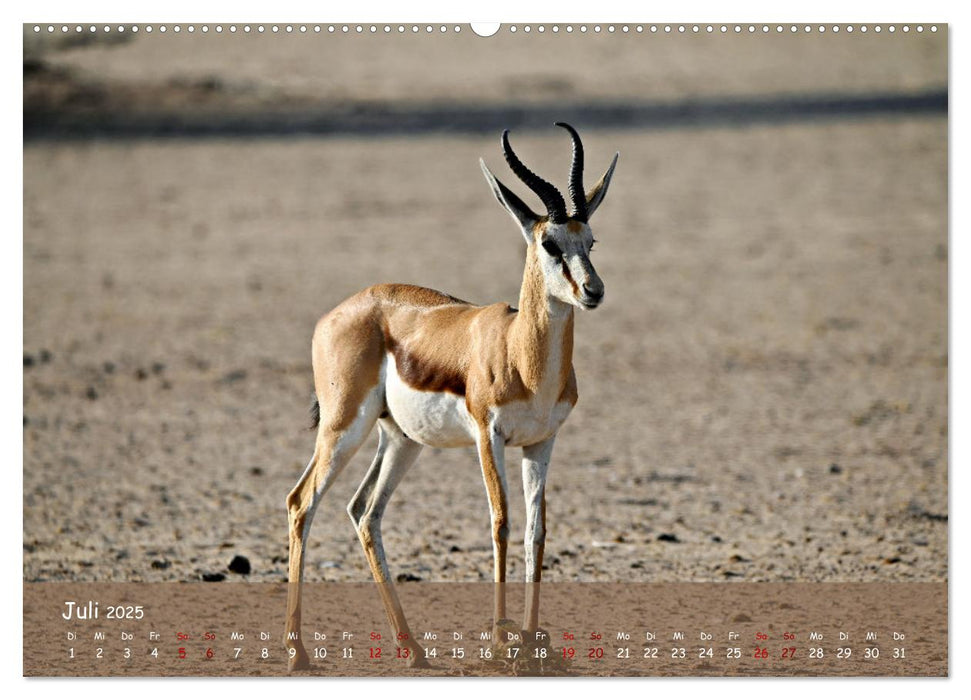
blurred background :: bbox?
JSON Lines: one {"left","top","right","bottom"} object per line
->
{"left": 23, "top": 25, "right": 947, "bottom": 585}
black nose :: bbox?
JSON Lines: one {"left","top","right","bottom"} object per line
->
{"left": 583, "top": 283, "right": 603, "bottom": 300}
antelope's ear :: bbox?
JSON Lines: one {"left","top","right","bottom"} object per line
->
{"left": 585, "top": 152, "right": 619, "bottom": 219}
{"left": 480, "top": 159, "right": 539, "bottom": 243}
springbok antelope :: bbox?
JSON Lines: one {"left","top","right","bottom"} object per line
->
{"left": 284, "top": 123, "right": 618, "bottom": 670}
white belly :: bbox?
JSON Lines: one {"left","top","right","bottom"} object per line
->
{"left": 384, "top": 353, "right": 477, "bottom": 447}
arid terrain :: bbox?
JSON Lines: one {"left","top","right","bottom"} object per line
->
{"left": 23, "top": 27, "right": 947, "bottom": 588}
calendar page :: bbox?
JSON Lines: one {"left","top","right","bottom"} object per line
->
{"left": 22, "top": 21, "right": 948, "bottom": 678}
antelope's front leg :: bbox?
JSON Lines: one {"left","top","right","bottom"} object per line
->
{"left": 476, "top": 425, "right": 510, "bottom": 637}
{"left": 522, "top": 435, "right": 554, "bottom": 633}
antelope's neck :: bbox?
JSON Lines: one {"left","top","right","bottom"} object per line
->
{"left": 510, "top": 249, "right": 575, "bottom": 395}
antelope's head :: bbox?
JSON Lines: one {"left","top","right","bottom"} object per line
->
{"left": 480, "top": 123, "right": 618, "bottom": 311}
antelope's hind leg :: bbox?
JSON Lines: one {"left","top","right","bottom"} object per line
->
{"left": 284, "top": 387, "right": 383, "bottom": 671}
{"left": 347, "top": 418, "right": 429, "bottom": 667}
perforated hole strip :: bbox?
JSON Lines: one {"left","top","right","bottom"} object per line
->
{"left": 30, "top": 23, "right": 940, "bottom": 35}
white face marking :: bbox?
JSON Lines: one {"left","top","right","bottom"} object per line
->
{"left": 384, "top": 353, "right": 477, "bottom": 448}
{"left": 536, "top": 221, "right": 605, "bottom": 309}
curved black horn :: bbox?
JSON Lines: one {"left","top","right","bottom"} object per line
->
{"left": 555, "top": 122, "right": 587, "bottom": 222}
{"left": 501, "top": 130, "right": 568, "bottom": 223}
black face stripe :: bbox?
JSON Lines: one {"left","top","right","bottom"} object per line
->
{"left": 560, "top": 258, "right": 580, "bottom": 295}
{"left": 541, "top": 239, "right": 563, "bottom": 258}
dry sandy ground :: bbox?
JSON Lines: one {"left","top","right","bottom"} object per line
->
{"left": 24, "top": 583, "right": 947, "bottom": 676}
{"left": 23, "top": 31, "right": 947, "bottom": 587}
{"left": 26, "top": 27, "right": 945, "bottom": 107}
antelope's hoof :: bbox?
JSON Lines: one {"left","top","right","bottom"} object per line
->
{"left": 288, "top": 648, "right": 311, "bottom": 672}
{"left": 494, "top": 618, "right": 522, "bottom": 646}
{"left": 524, "top": 626, "right": 552, "bottom": 649}
{"left": 408, "top": 651, "right": 432, "bottom": 669}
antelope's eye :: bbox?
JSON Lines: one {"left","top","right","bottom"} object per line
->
{"left": 541, "top": 239, "right": 562, "bottom": 258}
{"left": 589, "top": 239, "right": 597, "bottom": 252}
